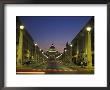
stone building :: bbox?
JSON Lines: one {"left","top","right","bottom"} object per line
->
{"left": 71, "top": 16, "right": 94, "bottom": 66}
{"left": 16, "top": 17, "right": 36, "bottom": 65}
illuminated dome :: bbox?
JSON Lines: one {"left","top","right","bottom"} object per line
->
{"left": 48, "top": 44, "right": 57, "bottom": 52}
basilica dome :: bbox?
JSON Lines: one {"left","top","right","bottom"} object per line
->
{"left": 48, "top": 44, "right": 56, "bottom": 52}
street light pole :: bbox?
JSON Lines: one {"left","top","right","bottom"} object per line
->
{"left": 70, "top": 44, "right": 73, "bottom": 63}
{"left": 17, "top": 25, "right": 24, "bottom": 67}
{"left": 64, "top": 49, "right": 67, "bottom": 63}
{"left": 35, "top": 43, "right": 37, "bottom": 63}
{"left": 86, "top": 26, "right": 92, "bottom": 68}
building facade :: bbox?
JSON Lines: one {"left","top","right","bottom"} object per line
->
{"left": 46, "top": 44, "right": 60, "bottom": 63}
{"left": 16, "top": 17, "right": 46, "bottom": 66}
{"left": 62, "top": 17, "right": 94, "bottom": 67}
{"left": 71, "top": 17, "right": 94, "bottom": 66}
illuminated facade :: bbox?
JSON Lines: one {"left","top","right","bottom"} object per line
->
{"left": 61, "top": 17, "right": 94, "bottom": 67}
{"left": 16, "top": 17, "right": 47, "bottom": 66}
{"left": 71, "top": 17, "right": 94, "bottom": 66}
{"left": 16, "top": 17, "right": 35, "bottom": 65}
{"left": 46, "top": 44, "right": 60, "bottom": 60}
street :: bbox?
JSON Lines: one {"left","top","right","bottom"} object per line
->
{"left": 16, "top": 58, "right": 94, "bottom": 74}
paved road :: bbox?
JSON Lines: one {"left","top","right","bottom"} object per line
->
{"left": 16, "top": 59, "right": 94, "bottom": 74}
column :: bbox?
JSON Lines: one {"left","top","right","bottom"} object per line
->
{"left": 17, "top": 25, "right": 24, "bottom": 66}
{"left": 86, "top": 27, "right": 92, "bottom": 68}
{"left": 69, "top": 44, "right": 73, "bottom": 63}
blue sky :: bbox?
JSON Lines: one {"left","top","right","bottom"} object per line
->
{"left": 19, "top": 16, "right": 92, "bottom": 53}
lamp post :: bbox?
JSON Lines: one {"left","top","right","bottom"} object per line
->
{"left": 17, "top": 25, "right": 24, "bottom": 67}
{"left": 39, "top": 49, "right": 42, "bottom": 62}
{"left": 70, "top": 44, "right": 73, "bottom": 63}
{"left": 86, "top": 26, "right": 92, "bottom": 68}
{"left": 35, "top": 43, "right": 37, "bottom": 63}
{"left": 64, "top": 49, "right": 67, "bottom": 63}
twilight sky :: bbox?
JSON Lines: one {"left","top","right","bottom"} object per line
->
{"left": 19, "top": 16, "right": 92, "bottom": 53}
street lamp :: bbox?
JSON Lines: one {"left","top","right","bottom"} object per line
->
{"left": 86, "top": 26, "right": 92, "bottom": 68}
{"left": 64, "top": 49, "right": 67, "bottom": 63}
{"left": 35, "top": 43, "right": 38, "bottom": 62}
{"left": 17, "top": 25, "right": 24, "bottom": 67}
{"left": 69, "top": 44, "right": 73, "bottom": 63}
{"left": 86, "top": 26, "right": 92, "bottom": 32}
{"left": 35, "top": 43, "right": 37, "bottom": 46}
{"left": 20, "top": 25, "right": 24, "bottom": 30}
{"left": 70, "top": 44, "right": 72, "bottom": 47}
{"left": 64, "top": 49, "right": 67, "bottom": 52}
